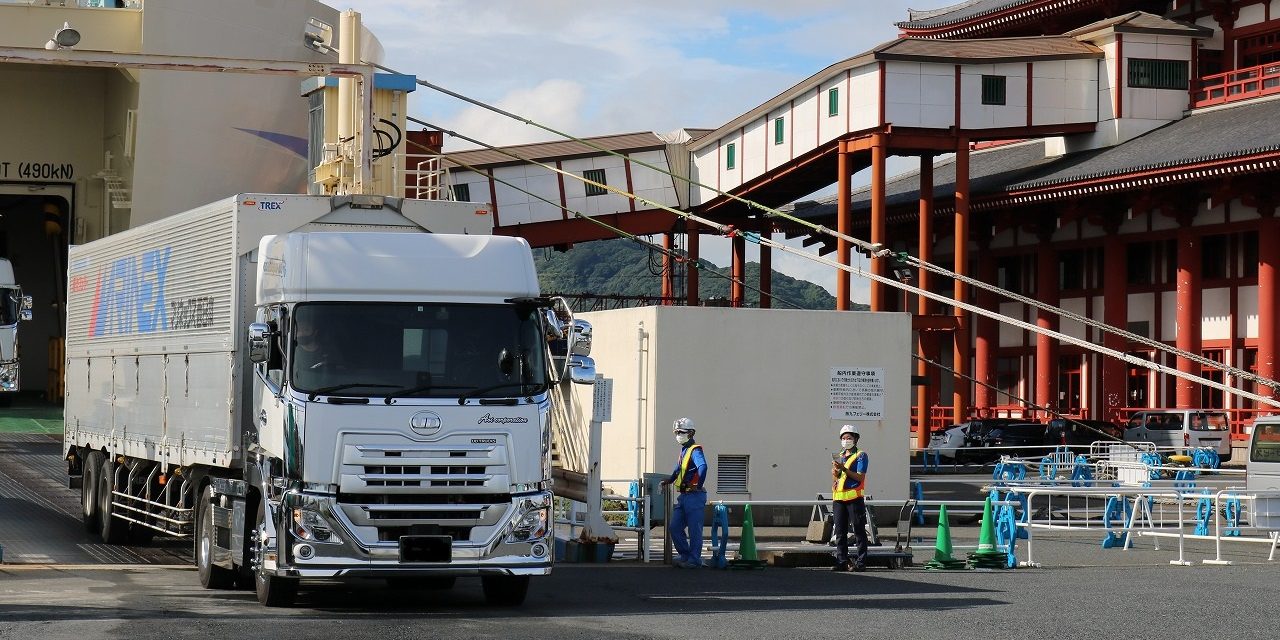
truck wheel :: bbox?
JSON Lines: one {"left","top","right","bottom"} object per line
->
{"left": 254, "top": 499, "right": 298, "bottom": 607}
{"left": 98, "top": 458, "right": 128, "bottom": 544}
{"left": 481, "top": 575, "right": 530, "bottom": 606}
{"left": 386, "top": 576, "right": 456, "bottom": 591}
{"left": 81, "top": 451, "right": 102, "bottom": 534}
{"left": 196, "top": 485, "right": 237, "bottom": 589}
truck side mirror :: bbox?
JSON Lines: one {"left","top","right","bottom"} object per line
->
{"left": 567, "top": 355, "right": 596, "bottom": 385}
{"left": 247, "top": 322, "right": 272, "bottom": 363}
{"left": 569, "top": 319, "right": 592, "bottom": 356}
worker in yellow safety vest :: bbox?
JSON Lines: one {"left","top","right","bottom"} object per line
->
{"left": 660, "top": 417, "right": 708, "bottom": 568}
{"left": 831, "top": 424, "right": 869, "bottom": 572}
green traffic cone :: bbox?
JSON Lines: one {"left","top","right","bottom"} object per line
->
{"left": 924, "top": 503, "right": 967, "bottom": 570}
{"left": 967, "top": 495, "right": 1008, "bottom": 569}
{"left": 729, "top": 503, "right": 766, "bottom": 569}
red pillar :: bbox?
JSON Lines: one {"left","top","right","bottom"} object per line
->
{"left": 952, "top": 138, "right": 970, "bottom": 423}
{"left": 1102, "top": 232, "right": 1128, "bottom": 419}
{"left": 870, "top": 134, "right": 888, "bottom": 312}
{"left": 1035, "top": 236, "right": 1059, "bottom": 414}
{"left": 915, "top": 155, "right": 934, "bottom": 443}
{"left": 1260, "top": 215, "right": 1280, "bottom": 398}
{"left": 686, "top": 221, "right": 700, "bottom": 306}
{"left": 1176, "top": 224, "right": 1202, "bottom": 408}
{"left": 662, "top": 232, "right": 674, "bottom": 305}
{"left": 836, "top": 141, "right": 851, "bottom": 310}
{"left": 760, "top": 235, "right": 773, "bottom": 309}
{"left": 974, "top": 252, "right": 997, "bottom": 409}
{"left": 731, "top": 234, "right": 746, "bottom": 308}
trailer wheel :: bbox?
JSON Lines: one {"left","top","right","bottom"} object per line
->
{"left": 98, "top": 458, "right": 128, "bottom": 544}
{"left": 481, "top": 575, "right": 530, "bottom": 607}
{"left": 254, "top": 499, "right": 298, "bottom": 607}
{"left": 81, "top": 451, "right": 102, "bottom": 534}
{"left": 196, "top": 485, "right": 237, "bottom": 589}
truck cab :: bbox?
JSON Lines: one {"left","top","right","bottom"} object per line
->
{"left": 0, "top": 258, "right": 33, "bottom": 401}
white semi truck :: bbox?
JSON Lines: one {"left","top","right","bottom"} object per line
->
{"left": 0, "top": 257, "right": 33, "bottom": 404}
{"left": 63, "top": 193, "right": 594, "bottom": 607}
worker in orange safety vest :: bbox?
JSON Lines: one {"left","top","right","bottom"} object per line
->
{"left": 831, "top": 424, "right": 869, "bottom": 572}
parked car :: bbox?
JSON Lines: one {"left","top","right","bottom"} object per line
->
{"left": 956, "top": 418, "right": 1040, "bottom": 462}
{"left": 1046, "top": 418, "right": 1125, "bottom": 450}
{"left": 964, "top": 422, "right": 1064, "bottom": 461}
{"left": 1123, "top": 409, "right": 1233, "bottom": 462}
{"left": 927, "top": 424, "right": 966, "bottom": 459}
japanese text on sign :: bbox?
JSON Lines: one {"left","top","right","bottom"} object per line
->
{"left": 829, "top": 367, "right": 885, "bottom": 420}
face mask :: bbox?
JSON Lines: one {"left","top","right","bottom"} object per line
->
{"left": 676, "top": 433, "right": 690, "bottom": 445}
{"left": 841, "top": 439, "right": 855, "bottom": 450}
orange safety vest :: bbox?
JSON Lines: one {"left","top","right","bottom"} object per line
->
{"left": 833, "top": 450, "right": 867, "bottom": 501}
{"left": 676, "top": 443, "right": 704, "bottom": 489}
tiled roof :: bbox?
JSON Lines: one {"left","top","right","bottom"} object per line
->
{"left": 1064, "top": 11, "right": 1213, "bottom": 38}
{"left": 443, "top": 132, "right": 668, "bottom": 170}
{"left": 897, "top": 0, "right": 1039, "bottom": 29}
{"left": 785, "top": 98, "right": 1280, "bottom": 218}
{"left": 877, "top": 36, "right": 1101, "bottom": 62}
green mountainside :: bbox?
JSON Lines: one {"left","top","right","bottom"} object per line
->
{"left": 532, "top": 238, "right": 855, "bottom": 310}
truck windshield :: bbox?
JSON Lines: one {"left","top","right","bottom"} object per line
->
{"left": 1251, "top": 423, "right": 1280, "bottom": 462}
{"left": 289, "top": 302, "right": 548, "bottom": 398}
{"left": 0, "top": 288, "right": 17, "bottom": 326}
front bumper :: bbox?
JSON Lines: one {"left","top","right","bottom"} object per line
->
{"left": 270, "top": 490, "right": 554, "bottom": 579}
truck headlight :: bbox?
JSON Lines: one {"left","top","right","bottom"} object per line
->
{"left": 291, "top": 507, "right": 341, "bottom": 544}
{"left": 506, "top": 496, "right": 550, "bottom": 543}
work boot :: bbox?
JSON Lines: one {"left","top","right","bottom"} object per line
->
{"left": 831, "top": 561, "right": 850, "bottom": 572}
{"left": 853, "top": 562, "right": 866, "bottom": 572}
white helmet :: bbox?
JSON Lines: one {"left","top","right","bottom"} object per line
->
{"left": 672, "top": 417, "right": 695, "bottom": 434}
{"left": 839, "top": 424, "right": 859, "bottom": 438}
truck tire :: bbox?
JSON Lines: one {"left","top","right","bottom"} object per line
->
{"left": 98, "top": 458, "right": 128, "bottom": 544}
{"left": 481, "top": 575, "right": 530, "bottom": 606}
{"left": 254, "top": 499, "right": 298, "bottom": 607}
{"left": 81, "top": 451, "right": 102, "bottom": 534}
{"left": 196, "top": 485, "right": 237, "bottom": 589}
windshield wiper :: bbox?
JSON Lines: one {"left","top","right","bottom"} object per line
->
{"left": 307, "top": 383, "right": 399, "bottom": 401}
{"left": 382, "top": 384, "right": 474, "bottom": 403}
{"left": 457, "top": 382, "right": 548, "bottom": 405}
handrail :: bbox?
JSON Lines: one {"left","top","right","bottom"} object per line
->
{"left": 1193, "top": 62, "right": 1280, "bottom": 108}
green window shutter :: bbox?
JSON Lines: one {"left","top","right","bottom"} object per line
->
{"left": 828, "top": 87, "right": 839, "bottom": 117}
{"left": 1128, "top": 58, "right": 1189, "bottom": 90}
{"left": 726, "top": 143, "right": 736, "bottom": 170}
{"left": 981, "top": 75, "right": 1006, "bottom": 105}
{"left": 451, "top": 183, "right": 470, "bottom": 202}
{"left": 774, "top": 117, "right": 785, "bottom": 145}
{"left": 583, "top": 168, "right": 606, "bottom": 197}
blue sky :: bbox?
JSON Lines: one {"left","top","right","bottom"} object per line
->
{"left": 338, "top": 1, "right": 930, "bottom": 297}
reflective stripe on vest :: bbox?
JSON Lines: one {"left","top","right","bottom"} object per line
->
{"left": 833, "top": 450, "right": 866, "bottom": 501}
{"left": 676, "top": 444, "right": 703, "bottom": 488}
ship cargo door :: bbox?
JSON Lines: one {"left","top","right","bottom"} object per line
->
{"left": 0, "top": 185, "right": 73, "bottom": 403}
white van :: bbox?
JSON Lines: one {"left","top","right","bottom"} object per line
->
{"left": 1123, "top": 409, "right": 1233, "bottom": 462}
{"left": 1246, "top": 417, "right": 1280, "bottom": 528}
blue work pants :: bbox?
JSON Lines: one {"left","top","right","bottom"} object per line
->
{"left": 670, "top": 490, "right": 707, "bottom": 565}
{"left": 833, "top": 497, "right": 869, "bottom": 566}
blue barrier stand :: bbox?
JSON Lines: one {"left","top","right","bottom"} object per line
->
{"left": 1102, "top": 495, "right": 1134, "bottom": 548}
{"left": 1070, "top": 454, "right": 1094, "bottom": 487}
{"left": 1224, "top": 494, "right": 1242, "bottom": 537}
{"left": 1173, "top": 469, "right": 1199, "bottom": 490}
{"left": 991, "top": 491, "right": 1020, "bottom": 568}
{"left": 1193, "top": 448, "right": 1221, "bottom": 470}
{"left": 709, "top": 504, "right": 730, "bottom": 569}
{"left": 627, "top": 481, "right": 641, "bottom": 528}
{"left": 913, "top": 481, "right": 925, "bottom": 526}
{"left": 1195, "top": 491, "right": 1213, "bottom": 536}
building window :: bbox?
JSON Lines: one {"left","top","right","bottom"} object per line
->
{"left": 716, "top": 455, "right": 749, "bottom": 494}
{"left": 774, "top": 117, "right": 785, "bottom": 145}
{"left": 1202, "top": 234, "right": 1228, "bottom": 280}
{"left": 583, "top": 168, "right": 607, "bottom": 197}
{"left": 996, "top": 357, "right": 1020, "bottom": 404}
{"left": 1243, "top": 231, "right": 1259, "bottom": 278}
{"left": 828, "top": 87, "right": 840, "bottom": 117}
{"left": 1060, "top": 249, "right": 1085, "bottom": 291}
{"left": 982, "top": 75, "right": 1006, "bottom": 105}
{"left": 1201, "top": 349, "right": 1226, "bottom": 408}
{"left": 1127, "top": 241, "right": 1153, "bottom": 285}
{"left": 451, "top": 182, "right": 471, "bottom": 202}
{"left": 1128, "top": 58, "right": 1189, "bottom": 90}
{"left": 997, "top": 255, "right": 1025, "bottom": 294}
{"left": 725, "top": 143, "right": 736, "bottom": 170}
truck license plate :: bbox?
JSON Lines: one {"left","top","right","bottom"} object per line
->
{"left": 399, "top": 535, "right": 452, "bottom": 563}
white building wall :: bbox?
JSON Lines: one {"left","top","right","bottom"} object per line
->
{"left": 999, "top": 301, "right": 1023, "bottom": 347}
{"left": 629, "top": 149, "right": 678, "bottom": 211}
{"left": 1161, "top": 290, "right": 1178, "bottom": 341}
{"left": 1122, "top": 34, "right": 1194, "bottom": 121}
{"left": 580, "top": 306, "right": 912, "bottom": 502}
{"left": 1202, "top": 287, "right": 1232, "bottom": 341}
{"left": 885, "top": 61, "right": 926, "bottom": 128}
{"left": 1238, "top": 2, "right": 1268, "bottom": 28}
{"left": 793, "top": 87, "right": 820, "bottom": 157}
{"left": 959, "top": 62, "right": 1028, "bottom": 129}
{"left": 850, "top": 65, "right": 881, "bottom": 131}
{"left": 1060, "top": 297, "right": 1088, "bottom": 341}
{"left": 1129, "top": 292, "right": 1155, "bottom": 337}
{"left": 1241, "top": 284, "right": 1260, "bottom": 339}
{"left": 691, "top": 146, "right": 718, "bottom": 206}
{"left": 819, "top": 75, "right": 849, "bottom": 144}
{"left": 743, "top": 119, "right": 768, "bottom": 179}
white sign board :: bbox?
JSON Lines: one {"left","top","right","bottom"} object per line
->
{"left": 829, "top": 367, "right": 885, "bottom": 420}
{"left": 592, "top": 377, "right": 614, "bottom": 423}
